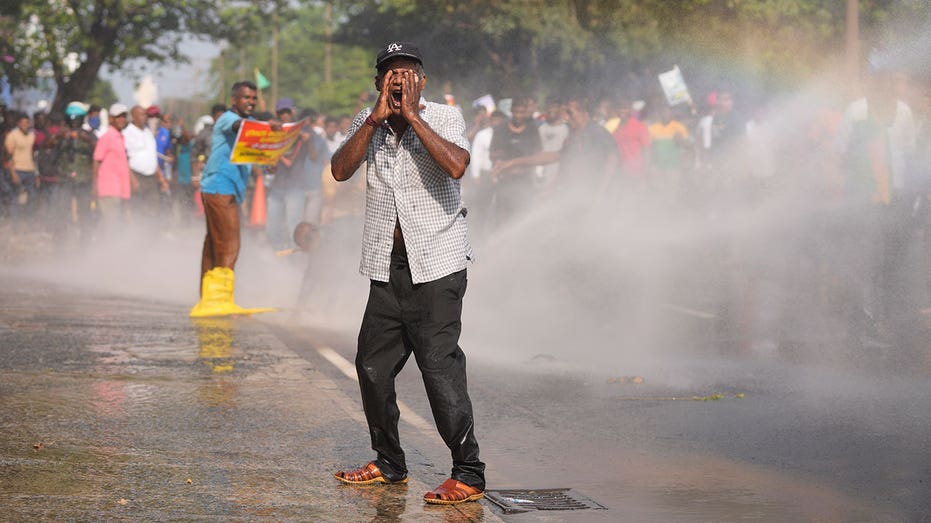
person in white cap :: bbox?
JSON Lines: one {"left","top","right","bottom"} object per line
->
{"left": 91, "top": 103, "right": 131, "bottom": 236}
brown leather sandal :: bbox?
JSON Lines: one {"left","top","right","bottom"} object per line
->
{"left": 423, "top": 478, "right": 484, "bottom": 505}
{"left": 334, "top": 462, "right": 408, "bottom": 485}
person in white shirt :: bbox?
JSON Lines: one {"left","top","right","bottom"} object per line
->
{"left": 323, "top": 116, "right": 345, "bottom": 155}
{"left": 122, "top": 105, "right": 167, "bottom": 221}
{"left": 834, "top": 69, "right": 918, "bottom": 342}
{"left": 537, "top": 99, "right": 570, "bottom": 189}
{"left": 466, "top": 109, "right": 505, "bottom": 238}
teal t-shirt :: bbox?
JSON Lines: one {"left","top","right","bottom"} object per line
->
{"left": 200, "top": 110, "right": 252, "bottom": 202}
{"left": 176, "top": 141, "right": 192, "bottom": 185}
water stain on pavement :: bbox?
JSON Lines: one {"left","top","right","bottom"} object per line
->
{"left": 0, "top": 280, "right": 492, "bottom": 522}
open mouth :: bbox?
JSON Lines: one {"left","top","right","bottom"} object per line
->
{"left": 391, "top": 91, "right": 402, "bottom": 106}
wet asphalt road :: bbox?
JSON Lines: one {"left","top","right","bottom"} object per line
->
{"left": 1, "top": 275, "right": 930, "bottom": 522}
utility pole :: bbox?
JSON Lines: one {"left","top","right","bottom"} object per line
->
{"left": 324, "top": 1, "right": 332, "bottom": 84}
{"left": 845, "top": 0, "right": 860, "bottom": 90}
{"left": 218, "top": 49, "right": 225, "bottom": 101}
{"left": 271, "top": 18, "right": 279, "bottom": 110}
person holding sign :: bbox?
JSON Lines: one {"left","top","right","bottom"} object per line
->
{"left": 190, "top": 80, "right": 278, "bottom": 318}
{"left": 330, "top": 42, "right": 486, "bottom": 505}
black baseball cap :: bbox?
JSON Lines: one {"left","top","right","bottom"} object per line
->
{"left": 376, "top": 42, "right": 423, "bottom": 69}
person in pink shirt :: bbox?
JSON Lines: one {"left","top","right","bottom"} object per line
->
{"left": 92, "top": 103, "right": 131, "bottom": 234}
{"left": 613, "top": 100, "right": 651, "bottom": 181}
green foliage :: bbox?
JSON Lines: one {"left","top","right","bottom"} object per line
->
{"left": 326, "top": 0, "right": 930, "bottom": 103}
{"left": 2, "top": 0, "right": 241, "bottom": 111}
{"left": 213, "top": 3, "right": 373, "bottom": 116}
{"left": 6, "top": 0, "right": 929, "bottom": 117}
{"left": 85, "top": 78, "right": 117, "bottom": 107}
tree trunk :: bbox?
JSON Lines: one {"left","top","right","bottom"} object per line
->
{"left": 51, "top": 55, "right": 106, "bottom": 114}
{"left": 51, "top": 9, "right": 119, "bottom": 114}
{"left": 271, "top": 22, "right": 279, "bottom": 111}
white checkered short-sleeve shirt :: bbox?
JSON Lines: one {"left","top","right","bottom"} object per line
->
{"left": 341, "top": 101, "right": 472, "bottom": 284}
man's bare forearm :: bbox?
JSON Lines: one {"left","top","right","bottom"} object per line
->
{"left": 331, "top": 124, "right": 376, "bottom": 181}
{"left": 408, "top": 116, "right": 469, "bottom": 179}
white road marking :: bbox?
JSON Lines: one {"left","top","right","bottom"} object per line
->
{"left": 317, "top": 346, "right": 358, "bottom": 380}
{"left": 316, "top": 346, "right": 436, "bottom": 434}
{"left": 661, "top": 303, "right": 717, "bottom": 320}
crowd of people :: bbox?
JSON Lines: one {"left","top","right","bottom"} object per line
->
{"left": 0, "top": 97, "right": 360, "bottom": 253}
{"left": 1, "top": 64, "right": 930, "bottom": 356}
{"left": 457, "top": 68, "right": 931, "bottom": 360}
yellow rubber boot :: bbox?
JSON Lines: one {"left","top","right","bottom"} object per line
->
{"left": 190, "top": 267, "right": 277, "bottom": 318}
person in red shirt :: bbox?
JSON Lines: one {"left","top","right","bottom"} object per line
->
{"left": 612, "top": 100, "right": 651, "bottom": 181}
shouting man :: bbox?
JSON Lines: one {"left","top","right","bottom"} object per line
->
{"left": 331, "top": 42, "right": 486, "bottom": 505}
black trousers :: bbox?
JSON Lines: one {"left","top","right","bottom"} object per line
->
{"left": 356, "top": 250, "right": 485, "bottom": 489}
{"left": 132, "top": 171, "right": 160, "bottom": 221}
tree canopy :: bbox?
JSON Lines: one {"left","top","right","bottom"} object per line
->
{"left": 330, "top": 0, "right": 929, "bottom": 102}
{"left": 218, "top": 0, "right": 929, "bottom": 115}
{"left": 212, "top": 2, "right": 372, "bottom": 117}
{"left": 1, "top": 0, "right": 237, "bottom": 112}
{"left": 3, "top": 0, "right": 928, "bottom": 115}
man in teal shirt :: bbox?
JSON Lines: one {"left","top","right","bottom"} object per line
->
{"left": 191, "top": 80, "right": 276, "bottom": 318}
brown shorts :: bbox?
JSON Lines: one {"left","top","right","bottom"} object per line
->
{"left": 200, "top": 192, "right": 241, "bottom": 280}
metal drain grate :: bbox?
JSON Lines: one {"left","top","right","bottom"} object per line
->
{"left": 484, "top": 488, "right": 607, "bottom": 514}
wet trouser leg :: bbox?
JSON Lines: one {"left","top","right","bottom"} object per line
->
{"left": 356, "top": 251, "right": 485, "bottom": 489}
{"left": 200, "top": 193, "right": 241, "bottom": 283}
{"left": 131, "top": 172, "right": 159, "bottom": 224}
{"left": 10, "top": 170, "right": 37, "bottom": 225}
{"left": 95, "top": 197, "right": 125, "bottom": 238}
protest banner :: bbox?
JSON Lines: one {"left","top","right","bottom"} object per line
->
{"left": 658, "top": 65, "right": 692, "bottom": 107}
{"left": 230, "top": 118, "right": 307, "bottom": 165}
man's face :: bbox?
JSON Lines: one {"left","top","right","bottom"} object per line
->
{"left": 717, "top": 92, "right": 734, "bottom": 113}
{"left": 566, "top": 101, "right": 588, "bottom": 130}
{"left": 277, "top": 110, "right": 294, "bottom": 123}
{"left": 16, "top": 117, "right": 29, "bottom": 133}
{"left": 231, "top": 87, "right": 257, "bottom": 117}
{"left": 617, "top": 101, "right": 631, "bottom": 121}
{"left": 544, "top": 102, "right": 564, "bottom": 123}
{"left": 111, "top": 112, "right": 129, "bottom": 131}
{"left": 325, "top": 120, "right": 339, "bottom": 137}
{"left": 131, "top": 107, "right": 146, "bottom": 128}
{"left": 376, "top": 57, "right": 425, "bottom": 111}
{"left": 510, "top": 103, "right": 532, "bottom": 125}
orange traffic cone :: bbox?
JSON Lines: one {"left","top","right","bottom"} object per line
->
{"left": 249, "top": 174, "right": 267, "bottom": 228}
{"left": 194, "top": 189, "right": 204, "bottom": 216}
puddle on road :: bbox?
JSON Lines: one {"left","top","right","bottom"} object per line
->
{"left": 0, "top": 311, "right": 495, "bottom": 522}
